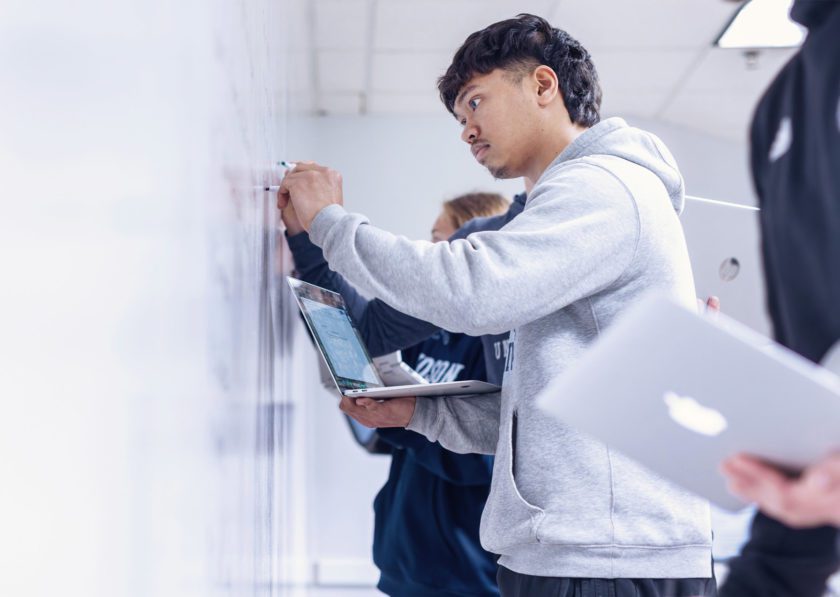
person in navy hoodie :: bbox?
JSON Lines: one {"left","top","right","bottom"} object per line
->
{"left": 283, "top": 191, "right": 514, "bottom": 597}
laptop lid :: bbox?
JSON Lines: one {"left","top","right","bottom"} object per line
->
{"left": 681, "top": 196, "right": 771, "bottom": 336}
{"left": 536, "top": 293, "right": 840, "bottom": 510}
{"left": 287, "top": 277, "right": 384, "bottom": 392}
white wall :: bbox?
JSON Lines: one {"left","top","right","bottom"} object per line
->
{"left": 631, "top": 117, "right": 755, "bottom": 206}
{"left": 0, "top": 0, "right": 315, "bottom": 595}
{"left": 305, "top": 372, "right": 389, "bottom": 586}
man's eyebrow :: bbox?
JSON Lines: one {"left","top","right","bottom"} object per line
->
{"left": 455, "top": 84, "right": 479, "bottom": 109}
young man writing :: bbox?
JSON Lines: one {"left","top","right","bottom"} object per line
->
{"left": 279, "top": 14, "right": 715, "bottom": 596}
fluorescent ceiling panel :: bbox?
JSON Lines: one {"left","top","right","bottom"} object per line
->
{"left": 716, "top": 0, "right": 806, "bottom": 49}
{"left": 552, "top": 0, "right": 736, "bottom": 50}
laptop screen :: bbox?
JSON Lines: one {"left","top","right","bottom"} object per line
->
{"left": 288, "top": 278, "right": 382, "bottom": 390}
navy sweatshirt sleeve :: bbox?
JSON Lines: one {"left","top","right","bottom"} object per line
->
{"left": 375, "top": 428, "right": 493, "bottom": 486}
{"left": 286, "top": 231, "right": 439, "bottom": 357}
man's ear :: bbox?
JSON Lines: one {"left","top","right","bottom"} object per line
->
{"left": 533, "top": 65, "right": 559, "bottom": 106}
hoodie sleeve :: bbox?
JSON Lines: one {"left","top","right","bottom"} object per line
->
{"left": 309, "top": 162, "right": 640, "bottom": 336}
{"left": 286, "top": 231, "right": 442, "bottom": 356}
{"left": 406, "top": 392, "right": 501, "bottom": 455}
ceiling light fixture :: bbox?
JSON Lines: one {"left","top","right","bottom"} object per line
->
{"left": 715, "top": 0, "right": 807, "bottom": 49}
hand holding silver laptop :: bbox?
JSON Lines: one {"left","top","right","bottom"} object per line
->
{"left": 339, "top": 395, "right": 417, "bottom": 429}
{"left": 721, "top": 452, "right": 840, "bottom": 528}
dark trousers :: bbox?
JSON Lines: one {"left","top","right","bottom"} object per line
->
{"left": 497, "top": 566, "right": 717, "bottom": 597}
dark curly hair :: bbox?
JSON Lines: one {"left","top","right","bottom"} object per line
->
{"left": 438, "top": 14, "right": 601, "bottom": 127}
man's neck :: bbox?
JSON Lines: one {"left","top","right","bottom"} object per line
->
{"left": 526, "top": 123, "right": 589, "bottom": 184}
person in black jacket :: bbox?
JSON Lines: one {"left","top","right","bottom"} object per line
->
{"left": 284, "top": 191, "right": 512, "bottom": 597}
{"left": 718, "top": 1, "right": 840, "bottom": 595}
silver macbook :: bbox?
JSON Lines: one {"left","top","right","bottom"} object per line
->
{"left": 287, "top": 277, "right": 500, "bottom": 399}
{"left": 536, "top": 293, "right": 840, "bottom": 510}
{"left": 682, "top": 195, "right": 771, "bottom": 336}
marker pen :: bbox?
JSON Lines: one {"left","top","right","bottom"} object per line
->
{"left": 259, "top": 161, "right": 298, "bottom": 191}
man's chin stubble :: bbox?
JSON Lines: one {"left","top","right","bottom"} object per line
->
{"left": 488, "top": 165, "right": 510, "bottom": 179}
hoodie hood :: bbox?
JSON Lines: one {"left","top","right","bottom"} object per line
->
{"left": 791, "top": 0, "right": 839, "bottom": 29}
{"left": 542, "top": 117, "right": 686, "bottom": 214}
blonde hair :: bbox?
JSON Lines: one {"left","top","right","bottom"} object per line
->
{"left": 441, "top": 192, "right": 510, "bottom": 230}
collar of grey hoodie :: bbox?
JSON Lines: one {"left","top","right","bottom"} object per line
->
{"left": 529, "top": 116, "right": 628, "bottom": 194}
{"left": 528, "top": 116, "right": 686, "bottom": 215}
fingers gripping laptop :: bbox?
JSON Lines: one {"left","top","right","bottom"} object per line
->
{"left": 287, "top": 277, "right": 500, "bottom": 399}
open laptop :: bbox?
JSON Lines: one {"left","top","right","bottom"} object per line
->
{"left": 287, "top": 277, "right": 500, "bottom": 399}
{"left": 536, "top": 293, "right": 840, "bottom": 510}
{"left": 682, "top": 195, "right": 771, "bottom": 336}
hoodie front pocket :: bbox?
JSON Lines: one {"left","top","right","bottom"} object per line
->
{"left": 508, "top": 410, "right": 545, "bottom": 518}
{"left": 480, "top": 407, "right": 546, "bottom": 554}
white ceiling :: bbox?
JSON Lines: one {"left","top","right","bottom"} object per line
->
{"left": 293, "top": 0, "right": 797, "bottom": 141}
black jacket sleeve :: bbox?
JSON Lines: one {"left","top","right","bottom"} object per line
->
{"left": 720, "top": 513, "right": 839, "bottom": 597}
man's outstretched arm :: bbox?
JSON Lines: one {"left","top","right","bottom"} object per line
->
{"left": 280, "top": 162, "right": 640, "bottom": 336}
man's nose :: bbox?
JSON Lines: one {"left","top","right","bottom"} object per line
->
{"left": 461, "top": 122, "right": 478, "bottom": 144}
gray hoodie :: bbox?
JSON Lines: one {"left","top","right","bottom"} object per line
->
{"left": 309, "top": 117, "right": 712, "bottom": 578}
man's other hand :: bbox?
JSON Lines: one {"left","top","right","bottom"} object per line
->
{"left": 339, "top": 395, "right": 416, "bottom": 429}
{"left": 697, "top": 295, "right": 721, "bottom": 317}
{"left": 277, "top": 161, "right": 344, "bottom": 230}
{"left": 722, "top": 453, "right": 840, "bottom": 528}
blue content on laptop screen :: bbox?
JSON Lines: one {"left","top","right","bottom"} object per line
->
{"left": 298, "top": 296, "right": 381, "bottom": 389}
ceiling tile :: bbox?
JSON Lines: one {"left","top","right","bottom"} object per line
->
{"left": 589, "top": 48, "right": 699, "bottom": 93}
{"left": 309, "top": 0, "right": 789, "bottom": 139}
{"left": 317, "top": 50, "right": 365, "bottom": 92}
{"left": 315, "top": 0, "right": 369, "bottom": 50}
{"left": 367, "top": 92, "right": 445, "bottom": 114}
{"left": 600, "top": 90, "right": 671, "bottom": 120}
{"left": 371, "top": 51, "right": 452, "bottom": 93}
{"left": 680, "top": 47, "right": 796, "bottom": 93}
{"left": 551, "top": 0, "right": 738, "bottom": 49}
{"left": 660, "top": 90, "right": 758, "bottom": 142}
{"left": 374, "top": 0, "right": 556, "bottom": 51}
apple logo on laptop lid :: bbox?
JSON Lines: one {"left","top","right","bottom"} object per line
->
{"left": 663, "top": 391, "right": 728, "bottom": 437}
